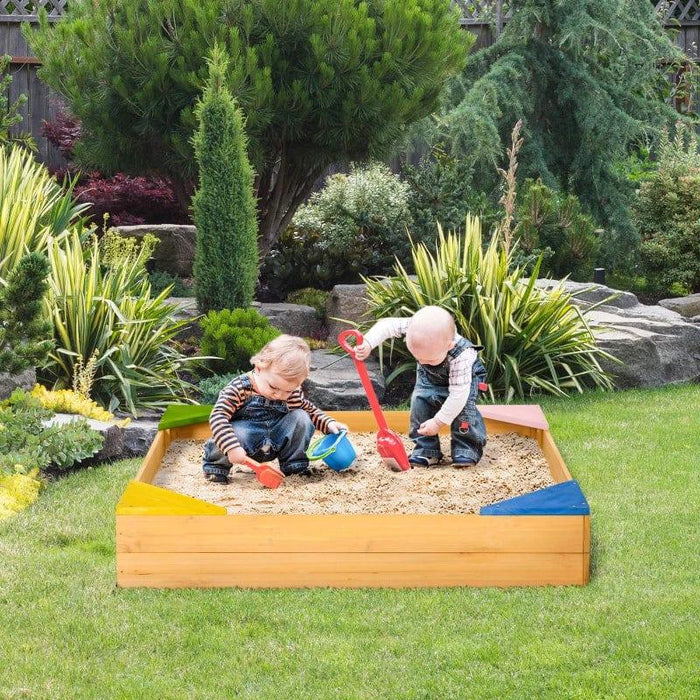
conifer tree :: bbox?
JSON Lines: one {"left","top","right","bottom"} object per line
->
{"left": 27, "top": 0, "right": 471, "bottom": 256}
{"left": 433, "top": 0, "right": 695, "bottom": 266}
{"left": 192, "top": 47, "right": 258, "bottom": 313}
{"left": 0, "top": 253, "right": 53, "bottom": 374}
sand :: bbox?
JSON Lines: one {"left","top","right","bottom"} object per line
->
{"left": 152, "top": 431, "right": 555, "bottom": 514}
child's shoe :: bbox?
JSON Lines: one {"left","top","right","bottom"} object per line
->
{"left": 409, "top": 454, "right": 440, "bottom": 467}
{"left": 452, "top": 457, "right": 477, "bottom": 468}
{"left": 203, "top": 467, "right": 229, "bottom": 483}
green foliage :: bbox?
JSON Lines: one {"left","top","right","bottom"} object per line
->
{"left": 197, "top": 372, "right": 241, "bottom": 405}
{"left": 27, "top": 0, "right": 471, "bottom": 254}
{"left": 200, "top": 308, "right": 280, "bottom": 374}
{"left": 364, "top": 216, "right": 614, "bottom": 401}
{"left": 260, "top": 163, "right": 413, "bottom": 295}
{"left": 402, "top": 148, "right": 499, "bottom": 244}
{"left": 0, "top": 253, "right": 54, "bottom": 374}
{"left": 99, "top": 229, "right": 158, "bottom": 273}
{"left": 430, "top": 0, "right": 694, "bottom": 269}
{"left": 193, "top": 47, "right": 258, "bottom": 313}
{"left": 285, "top": 288, "right": 329, "bottom": 319}
{"left": 514, "top": 179, "right": 600, "bottom": 281}
{"left": 0, "top": 389, "right": 103, "bottom": 473}
{"left": 633, "top": 123, "right": 700, "bottom": 295}
{"left": 0, "top": 56, "right": 35, "bottom": 151}
{"left": 0, "top": 145, "right": 88, "bottom": 281}
{"left": 148, "top": 271, "right": 194, "bottom": 298}
{"left": 40, "top": 229, "right": 199, "bottom": 414}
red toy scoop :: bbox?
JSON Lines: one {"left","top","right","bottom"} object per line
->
{"left": 338, "top": 329, "right": 411, "bottom": 472}
{"left": 242, "top": 457, "right": 285, "bottom": 489}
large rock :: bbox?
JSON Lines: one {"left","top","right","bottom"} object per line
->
{"left": 659, "top": 293, "right": 700, "bottom": 319}
{"left": 168, "top": 296, "right": 202, "bottom": 340}
{"left": 113, "top": 224, "right": 196, "bottom": 276}
{"left": 535, "top": 279, "right": 639, "bottom": 309}
{"left": 122, "top": 419, "right": 160, "bottom": 457}
{"left": 304, "top": 349, "right": 385, "bottom": 410}
{"left": 253, "top": 302, "right": 322, "bottom": 338}
{"left": 0, "top": 368, "right": 35, "bottom": 401}
{"left": 586, "top": 305, "right": 700, "bottom": 388}
{"left": 325, "top": 284, "right": 371, "bottom": 342}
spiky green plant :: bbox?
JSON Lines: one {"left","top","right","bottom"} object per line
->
{"left": 0, "top": 145, "right": 88, "bottom": 281}
{"left": 41, "top": 230, "right": 199, "bottom": 414}
{"left": 363, "top": 216, "right": 615, "bottom": 401}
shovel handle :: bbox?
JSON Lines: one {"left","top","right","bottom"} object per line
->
{"left": 338, "top": 330, "right": 389, "bottom": 431}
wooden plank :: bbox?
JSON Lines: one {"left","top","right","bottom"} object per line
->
{"left": 116, "top": 551, "right": 585, "bottom": 588}
{"left": 133, "top": 429, "right": 171, "bottom": 483}
{"left": 540, "top": 429, "right": 573, "bottom": 483}
{"left": 582, "top": 515, "right": 591, "bottom": 585}
{"left": 116, "top": 481, "right": 226, "bottom": 515}
{"left": 116, "top": 513, "right": 585, "bottom": 554}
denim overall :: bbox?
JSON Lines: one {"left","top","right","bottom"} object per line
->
{"left": 202, "top": 376, "right": 315, "bottom": 478}
{"left": 409, "top": 337, "right": 488, "bottom": 464}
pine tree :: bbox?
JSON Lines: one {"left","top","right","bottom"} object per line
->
{"left": 192, "top": 47, "right": 259, "bottom": 313}
{"left": 430, "top": 0, "right": 695, "bottom": 267}
{"left": 27, "top": 0, "right": 471, "bottom": 256}
{"left": 0, "top": 253, "right": 53, "bottom": 374}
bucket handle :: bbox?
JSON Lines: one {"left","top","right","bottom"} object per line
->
{"left": 306, "top": 430, "right": 347, "bottom": 461}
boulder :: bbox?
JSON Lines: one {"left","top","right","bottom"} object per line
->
{"left": 122, "top": 419, "right": 160, "bottom": 457}
{"left": 586, "top": 305, "right": 700, "bottom": 388}
{"left": 0, "top": 368, "right": 35, "bottom": 401}
{"left": 253, "top": 302, "right": 322, "bottom": 338}
{"left": 167, "top": 296, "right": 202, "bottom": 341}
{"left": 304, "top": 349, "right": 385, "bottom": 410}
{"left": 325, "top": 284, "right": 371, "bottom": 342}
{"left": 659, "top": 293, "right": 700, "bottom": 319}
{"left": 535, "top": 279, "right": 640, "bottom": 309}
{"left": 113, "top": 224, "right": 196, "bottom": 276}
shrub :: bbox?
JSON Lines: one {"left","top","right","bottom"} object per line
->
{"left": 149, "top": 271, "right": 193, "bottom": 298}
{"left": 286, "top": 288, "right": 329, "bottom": 319}
{"left": 0, "top": 470, "right": 42, "bottom": 521}
{"left": 30, "top": 384, "right": 129, "bottom": 425}
{"left": 260, "top": 163, "right": 413, "bottom": 296}
{"left": 363, "top": 216, "right": 614, "bottom": 401}
{"left": 633, "top": 123, "right": 700, "bottom": 295}
{"left": 0, "top": 253, "right": 53, "bottom": 374}
{"left": 193, "top": 47, "right": 259, "bottom": 312}
{"left": 0, "top": 390, "right": 103, "bottom": 473}
{"left": 197, "top": 373, "right": 240, "bottom": 405}
{"left": 41, "top": 229, "right": 199, "bottom": 414}
{"left": 200, "top": 308, "right": 280, "bottom": 374}
{"left": 514, "top": 179, "right": 600, "bottom": 281}
{"left": 0, "top": 55, "right": 34, "bottom": 151}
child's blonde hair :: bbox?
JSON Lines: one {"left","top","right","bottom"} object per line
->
{"left": 250, "top": 335, "right": 311, "bottom": 383}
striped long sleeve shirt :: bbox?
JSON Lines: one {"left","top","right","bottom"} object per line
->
{"left": 210, "top": 373, "right": 335, "bottom": 455}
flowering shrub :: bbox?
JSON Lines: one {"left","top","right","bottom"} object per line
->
{"left": 0, "top": 469, "right": 42, "bottom": 521}
{"left": 260, "top": 163, "right": 413, "bottom": 296}
{"left": 30, "top": 385, "right": 130, "bottom": 425}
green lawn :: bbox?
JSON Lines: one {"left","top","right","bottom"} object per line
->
{"left": 1, "top": 385, "right": 698, "bottom": 699}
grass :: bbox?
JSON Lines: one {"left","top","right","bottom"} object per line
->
{"left": 1, "top": 384, "right": 699, "bottom": 699}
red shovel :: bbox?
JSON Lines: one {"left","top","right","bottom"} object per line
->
{"left": 338, "top": 329, "right": 411, "bottom": 472}
{"left": 242, "top": 457, "right": 285, "bottom": 489}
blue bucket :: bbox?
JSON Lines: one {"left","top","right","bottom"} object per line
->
{"left": 306, "top": 430, "right": 357, "bottom": 471}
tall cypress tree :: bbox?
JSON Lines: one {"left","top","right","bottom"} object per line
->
{"left": 432, "top": 0, "right": 695, "bottom": 266}
{"left": 192, "top": 47, "right": 258, "bottom": 313}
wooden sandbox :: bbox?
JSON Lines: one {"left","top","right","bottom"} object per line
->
{"left": 116, "top": 406, "right": 590, "bottom": 588}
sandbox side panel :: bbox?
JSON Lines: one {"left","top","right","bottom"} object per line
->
{"left": 133, "top": 429, "right": 171, "bottom": 484}
{"left": 116, "top": 514, "right": 585, "bottom": 554}
{"left": 116, "top": 551, "right": 585, "bottom": 588}
{"left": 540, "top": 430, "right": 573, "bottom": 483}
{"left": 583, "top": 515, "right": 591, "bottom": 584}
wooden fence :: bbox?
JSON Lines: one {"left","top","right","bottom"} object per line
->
{"left": 1, "top": 0, "right": 699, "bottom": 168}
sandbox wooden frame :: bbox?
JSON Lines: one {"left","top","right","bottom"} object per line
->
{"left": 116, "top": 407, "right": 590, "bottom": 588}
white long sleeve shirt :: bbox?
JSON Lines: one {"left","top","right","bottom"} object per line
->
{"left": 363, "top": 317, "right": 477, "bottom": 426}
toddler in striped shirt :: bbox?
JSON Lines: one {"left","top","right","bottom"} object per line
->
{"left": 202, "top": 335, "right": 347, "bottom": 483}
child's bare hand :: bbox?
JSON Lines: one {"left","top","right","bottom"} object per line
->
{"left": 328, "top": 421, "right": 349, "bottom": 434}
{"left": 354, "top": 340, "right": 372, "bottom": 361}
{"left": 226, "top": 447, "right": 248, "bottom": 465}
{"left": 417, "top": 418, "right": 442, "bottom": 436}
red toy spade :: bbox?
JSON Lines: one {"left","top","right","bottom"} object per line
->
{"left": 338, "top": 329, "right": 411, "bottom": 472}
{"left": 242, "top": 457, "right": 285, "bottom": 489}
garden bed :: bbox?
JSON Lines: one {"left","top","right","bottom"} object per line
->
{"left": 116, "top": 407, "right": 590, "bottom": 589}
{"left": 152, "top": 432, "right": 554, "bottom": 515}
